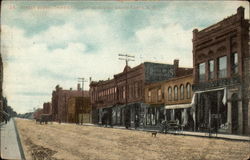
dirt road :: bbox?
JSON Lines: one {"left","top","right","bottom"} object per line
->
{"left": 16, "top": 118, "right": 250, "bottom": 160}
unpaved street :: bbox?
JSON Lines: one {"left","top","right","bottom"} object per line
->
{"left": 16, "top": 118, "right": 250, "bottom": 160}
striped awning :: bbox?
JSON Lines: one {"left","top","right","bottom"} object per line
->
{"left": 0, "top": 111, "right": 9, "bottom": 117}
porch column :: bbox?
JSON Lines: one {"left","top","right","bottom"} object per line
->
{"left": 99, "top": 109, "right": 102, "bottom": 124}
{"left": 227, "top": 101, "right": 232, "bottom": 133}
{"left": 164, "top": 109, "right": 167, "bottom": 121}
{"left": 248, "top": 101, "right": 250, "bottom": 135}
{"left": 171, "top": 109, "right": 175, "bottom": 121}
{"left": 238, "top": 100, "right": 243, "bottom": 134}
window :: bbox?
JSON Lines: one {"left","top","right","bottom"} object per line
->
{"left": 148, "top": 91, "right": 152, "bottom": 102}
{"left": 122, "top": 86, "right": 126, "bottom": 99}
{"left": 129, "top": 85, "right": 133, "bottom": 99}
{"left": 180, "top": 85, "right": 184, "bottom": 100}
{"left": 168, "top": 87, "right": 172, "bottom": 101}
{"left": 174, "top": 86, "right": 178, "bottom": 100}
{"left": 208, "top": 60, "right": 214, "bottom": 80}
{"left": 135, "top": 82, "right": 139, "bottom": 98}
{"left": 186, "top": 83, "right": 191, "bottom": 99}
{"left": 232, "top": 52, "right": 238, "bottom": 74}
{"left": 198, "top": 63, "right": 205, "bottom": 81}
{"left": 158, "top": 89, "right": 162, "bottom": 101}
{"left": 218, "top": 56, "right": 227, "bottom": 78}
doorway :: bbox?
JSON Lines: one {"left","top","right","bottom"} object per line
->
{"left": 231, "top": 93, "right": 238, "bottom": 134}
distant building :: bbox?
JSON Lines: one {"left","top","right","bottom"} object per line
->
{"left": 90, "top": 60, "right": 192, "bottom": 128}
{"left": 192, "top": 7, "right": 250, "bottom": 135}
{"left": 67, "top": 97, "right": 91, "bottom": 124}
{"left": 43, "top": 102, "right": 52, "bottom": 114}
{"left": 52, "top": 84, "right": 89, "bottom": 122}
{"left": 33, "top": 108, "right": 43, "bottom": 120}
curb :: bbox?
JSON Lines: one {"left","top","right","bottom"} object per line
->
{"left": 88, "top": 124, "right": 250, "bottom": 142}
{"left": 13, "top": 118, "right": 26, "bottom": 160}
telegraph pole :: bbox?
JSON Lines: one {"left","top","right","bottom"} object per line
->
{"left": 78, "top": 78, "right": 88, "bottom": 125}
{"left": 118, "top": 54, "right": 135, "bottom": 129}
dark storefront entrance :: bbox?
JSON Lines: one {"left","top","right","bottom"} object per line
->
{"left": 231, "top": 93, "right": 239, "bottom": 134}
{"left": 195, "top": 89, "right": 227, "bottom": 133}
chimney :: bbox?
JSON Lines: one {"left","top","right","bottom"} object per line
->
{"left": 89, "top": 77, "right": 92, "bottom": 82}
{"left": 237, "top": 6, "right": 244, "bottom": 20}
{"left": 193, "top": 28, "right": 198, "bottom": 40}
{"left": 174, "top": 59, "right": 179, "bottom": 69}
{"left": 77, "top": 83, "right": 81, "bottom": 91}
{"left": 174, "top": 59, "right": 179, "bottom": 76}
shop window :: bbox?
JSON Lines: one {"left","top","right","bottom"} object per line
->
{"left": 174, "top": 86, "right": 178, "bottom": 100}
{"left": 168, "top": 87, "right": 172, "bottom": 101}
{"left": 198, "top": 63, "right": 205, "bottom": 81}
{"left": 208, "top": 60, "right": 214, "bottom": 80}
{"left": 231, "top": 52, "right": 238, "bottom": 74}
{"left": 180, "top": 84, "right": 184, "bottom": 100}
{"left": 218, "top": 56, "right": 227, "bottom": 78}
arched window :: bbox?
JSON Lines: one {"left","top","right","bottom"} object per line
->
{"left": 186, "top": 83, "right": 191, "bottom": 99}
{"left": 174, "top": 86, "right": 178, "bottom": 100}
{"left": 158, "top": 89, "right": 162, "bottom": 101}
{"left": 168, "top": 87, "right": 172, "bottom": 101}
{"left": 148, "top": 90, "right": 152, "bottom": 102}
{"left": 180, "top": 84, "right": 184, "bottom": 100}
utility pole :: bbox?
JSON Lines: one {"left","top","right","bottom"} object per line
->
{"left": 118, "top": 54, "right": 135, "bottom": 129}
{"left": 78, "top": 78, "right": 88, "bottom": 125}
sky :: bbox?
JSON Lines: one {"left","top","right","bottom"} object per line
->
{"left": 1, "top": 1, "right": 249, "bottom": 114}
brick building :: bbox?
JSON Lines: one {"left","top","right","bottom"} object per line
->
{"left": 67, "top": 97, "right": 91, "bottom": 124}
{"left": 0, "top": 53, "right": 5, "bottom": 122}
{"left": 43, "top": 102, "right": 52, "bottom": 114}
{"left": 90, "top": 60, "right": 192, "bottom": 128}
{"left": 52, "top": 84, "right": 89, "bottom": 122}
{"left": 144, "top": 74, "right": 194, "bottom": 130}
{"left": 192, "top": 7, "right": 249, "bottom": 135}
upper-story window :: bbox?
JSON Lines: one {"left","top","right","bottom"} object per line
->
{"left": 208, "top": 60, "right": 214, "bottom": 80}
{"left": 180, "top": 84, "right": 184, "bottom": 100}
{"left": 198, "top": 63, "right": 205, "bottom": 81}
{"left": 186, "top": 83, "right": 191, "bottom": 99}
{"left": 218, "top": 56, "right": 227, "bottom": 78}
{"left": 174, "top": 86, "right": 178, "bottom": 100}
{"left": 232, "top": 52, "right": 238, "bottom": 74}
{"left": 157, "top": 89, "right": 162, "bottom": 101}
{"left": 135, "top": 82, "right": 139, "bottom": 98}
{"left": 122, "top": 86, "right": 126, "bottom": 99}
{"left": 168, "top": 87, "right": 172, "bottom": 101}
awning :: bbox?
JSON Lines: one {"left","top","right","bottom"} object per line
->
{"left": 165, "top": 103, "right": 192, "bottom": 110}
{"left": 0, "top": 111, "right": 9, "bottom": 118}
{"left": 194, "top": 87, "right": 227, "bottom": 105}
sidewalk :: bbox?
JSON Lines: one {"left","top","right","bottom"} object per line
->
{"left": 95, "top": 124, "right": 250, "bottom": 142}
{"left": 1, "top": 118, "right": 24, "bottom": 160}
{"left": 172, "top": 131, "right": 250, "bottom": 141}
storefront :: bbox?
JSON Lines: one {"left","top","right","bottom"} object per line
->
{"left": 165, "top": 103, "right": 194, "bottom": 131}
{"left": 193, "top": 88, "right": 233, "bottom": 134}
